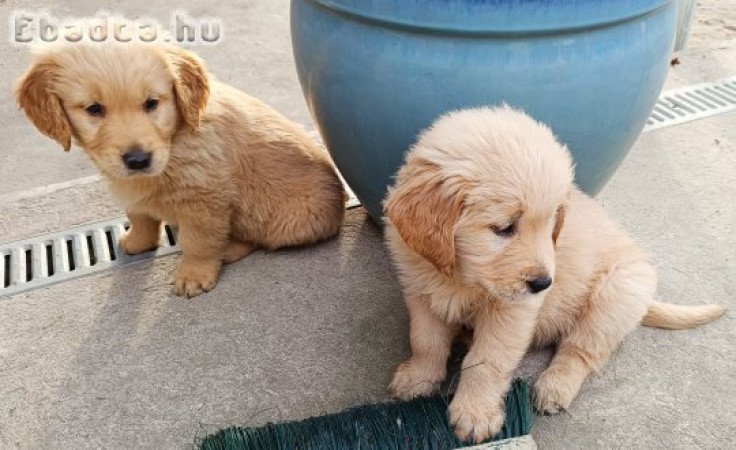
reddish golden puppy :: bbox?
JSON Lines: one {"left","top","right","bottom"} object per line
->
{"left": 17, "top": 42, "right": 345, "bottom": 297}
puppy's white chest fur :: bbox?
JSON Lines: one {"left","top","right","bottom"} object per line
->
{"left": 424, "top": 276, "right": 486, "bottom": 327}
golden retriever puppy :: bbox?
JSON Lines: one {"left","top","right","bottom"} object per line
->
{"left": 16, "top": 42, "right": 345, "bottom": 297}
{"left": 384, "top": 106, "right": 725, "bottom": 443}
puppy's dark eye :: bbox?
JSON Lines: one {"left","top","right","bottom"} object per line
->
{"left": 143, "top": 98, "right": 159, "bottom": 112}
{"left": 85, "top": 102, "right": 104, "bottom": 117}
{"left": 492, "top": 222, "right": 517, "bottom": 238}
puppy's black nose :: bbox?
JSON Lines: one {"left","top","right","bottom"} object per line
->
{"left": 122, "top": 149, "right": 152, "bottom": 171}
{"left": 526, "top": 276, "right": 552, "bottom": 294}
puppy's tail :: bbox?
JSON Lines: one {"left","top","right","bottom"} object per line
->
{"left": 642, "top": 300, "right": 726, "bottom": 330}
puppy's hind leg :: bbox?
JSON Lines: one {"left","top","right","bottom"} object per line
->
{"left": 389, "top": 294, "right": 457, "bottom": 400}
{"left": 222, "top": 240, "right": 257, "bottom": 264}
{"left": 534, "top": 259, "right": 655, "bottom": 414}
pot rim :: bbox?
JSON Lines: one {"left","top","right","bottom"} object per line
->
{"left": 301, "top": 0, "right": 673, "bottom": 37}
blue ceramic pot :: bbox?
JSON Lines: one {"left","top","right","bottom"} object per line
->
{"left": 291, "top": 0, "right": 676, "bottom": 220}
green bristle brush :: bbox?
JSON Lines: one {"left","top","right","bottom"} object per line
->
{"left": 199, "top": 379, "right": 533, "bottom": 450}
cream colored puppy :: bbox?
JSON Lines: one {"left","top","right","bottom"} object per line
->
{"left": 384, "top": 106, "right": 725, "bottom": 443}
{"left": 17, "top": 42, "right": 345, "bottom": 297}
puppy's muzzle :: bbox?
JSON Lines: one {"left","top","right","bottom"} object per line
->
{"left": 122, "top": 148, "right": 152, "bottom": 171}
{"left": 526, "top": 275, "right": 552, "bottom": 294}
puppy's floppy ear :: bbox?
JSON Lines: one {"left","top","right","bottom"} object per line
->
{"left": 552, "top": 204, "right": 566, "bottom": 245}
{"left": 165, "top": 47, "right": 210, "bottom": 130}
{"left": 385, "top": 159, "right": 466, "bottom": 276}
{"left": 16, "top": 57, "right": 72, "bottom": 151}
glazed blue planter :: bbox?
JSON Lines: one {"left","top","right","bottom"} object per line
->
{"left": 291, "top": 0, "right": 676, "bottom": 220}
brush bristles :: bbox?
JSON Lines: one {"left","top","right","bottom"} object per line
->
{"left": 199, "top": 379, "right": 532, "bottom": 450}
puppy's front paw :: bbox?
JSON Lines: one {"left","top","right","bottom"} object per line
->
{"left": 172, "top": 263, "right": 219, "bottom": 298}
{"left": 533, "top": 369, "right": 577, "bottom": 415}
{"left": 118, "top": 228, "right": 159, "bottom": 255}
{"left": 388, "top": 359, "right": 445, "bottom": 400}
{"left": 449, "top": 392, "right": 505, "bottom": 444}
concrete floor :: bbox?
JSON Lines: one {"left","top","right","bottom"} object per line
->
{"left": 1, "top": 1, "right": 735, "bottom": 449}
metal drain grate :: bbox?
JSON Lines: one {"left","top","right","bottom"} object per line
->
{"left": 644, "top": 77, "right": 736, "bottom": 131}
{"left": 0, "top": 179, "right": 357, "bottom": 298}
{"left": 0, "top": 218, "right": 180, "bottom": 297}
